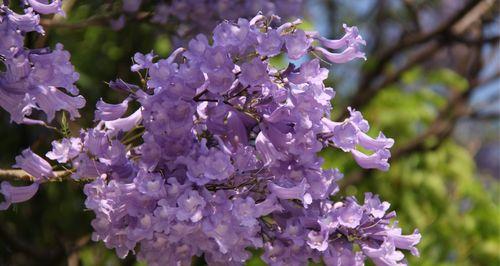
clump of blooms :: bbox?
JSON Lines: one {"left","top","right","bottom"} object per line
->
{"left": 0, "top": 4, "right": 421, "bottom": 266}
{"left": 0, "top": 1, "right": 84, "bottom": 125}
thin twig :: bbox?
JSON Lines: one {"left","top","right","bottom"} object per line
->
{"left": 0, "top": 169, "right": 73, "bottom": 182}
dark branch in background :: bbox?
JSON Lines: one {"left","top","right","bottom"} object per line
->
{"left": 341, "top": 6, "right": 497, "bottom": 187}
{"left": 337, "top": 0, "right": 493, "bottom": 119}
{"left": 342, "top": 71, "right": 495, "bottom": 187}
{"left": 392, "top": 79, "right": 481, "bottom": 160}
{"left": 391, "top": 7, "right": 494, "bottom": 159}
{"left": 403, "top": 0, "right": 421, "bottom": 32}
{"left": 466, "top": 111, "right": 500, "bottom": 121}
{"left": 393, "top": 37, "right": 488, "bottom": 161}
{"left": 371, "top": 0, "right": 388, "bottom": 53}
{"left": 448, "top": 34, "right": 500, "bottom": 45}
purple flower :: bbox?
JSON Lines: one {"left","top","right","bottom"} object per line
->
{"left": 331, "top": 122, "right": 358, "bottom": 152}
{"left": 357, "top": 132, "right": 394, "bottom": 151}
{"left": 134, "top": 171, "right": 166, "bottom": 199}
{"left": 25, "top": 0, "right": 64, "bottom": 15}
{"left": 0, "top": 23, "right": 84, "bottom": 124}
{"left": 323, "top": 107, "right": 394, "bottom": 171}
{"left": 361, "top": 240, "right": 405, "bottom": 266}
{"left": 95, "top": 98, "right": 129, "bottom": 121}
{"left": 29, "top": 43, "right": 80, "bottom": 95}
{"left": 206, "top": 68, "right": 235, "bottom": 94}
{"left": 288, "top": 59, "right": 329, "bottom": 85}
{"left": 285, "top": 29, "right": 312, "bottom": 60}
{"left": 239, "top": 57, "right": 269, "bottom": 86}
{"left": 256, "top": 29, "right": 284, "bottom": 57}
{"left": 323, "top": 240, "right": 365, "bottom": 266}
{"left": 104, "top": 108, "right": 142, "bottom": 137}
{"left": 232, "top": 197, "right": 258, "bottom": 226}
{"left": 46, "top": 137, "right": 82, "bottom": 163}
{"left": 351, "top": 149, "right": 391, "bottom": 171}
{"left": 307, "top": 229, "right": 330, "bottom": 251}
{"left": 109, "top": 15, "right": 126, "bottom": 31}
{"left": 337, "top": 201, "right": 364, "bottom": 228}
{"left": 176, "top": 190, "right": 206, "bottom": 222}
{"left": 108, "top": 78, "right": 140, "bottom": 93}
{"left": 213, "top": 18, "right": 255, "bottom": 55}
{"left": 363, "top": 193, "right": 390, "bottom": 219}
{"left": 202, "top": 46, "right": 233, "bottom": 71}
{"left": 131, "top": 52, "right": 154, "bottom": 72}
{"left": 314, "top": 46, "right": 366, "bottom": 64}
{"left": 5, "top": 7, "right": 43, "bottom": 33}
{"left": 14, "top": 148, "right": 54, "bottom": 180}
{"left": 313, "top": 24, "right": 366, "bottom": 64}
{"left": 316, "top": 24, "right": 366, "bottom": 50}
{"left": 33, "top": 85, "right": 86, "bottom": 122}
{"left": 269, "top": 179, "right": 312, "bottom": 207}
{"left": 184, "top": 147, "right": 235, "bottom": 185}
{"left": 255, "top": 131, "right": 285, "bottom": 165}
{"left": 0, "top": 182, "right": 39, "bottom": 210}
{"left": 375, "top": 227, "right": 421, "bottom": 257}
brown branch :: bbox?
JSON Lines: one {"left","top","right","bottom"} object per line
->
{"left": 0, "top": 169, "right": 72, "bottom": 182}
{"left": 449, "top": 35, "right": 500, "bottom": 45}
{"left": 466, "top": 111, "right": 500, "bottom": 121}
{"left": 341, "top": 80, "right": 477, "bottom": 187}
{"left": 357, "top": 41, "right": 442, "bottom": 107}
{"left": 387, "top": 25, "right": 486, "bottom": 160}
{"left": 392, "top": 74, "right": 496, "bottom": 160}
{"left": 338, "top": 0, "right": 492, "bottom": 119}
{"left": 342, "top": 39, "right": 491, "bottom": 187}
{"left": 390, "top": 99, "right": 465, "bottom": 160}
{"left": 402, "top": 0, "right": 421, "bottom": 32}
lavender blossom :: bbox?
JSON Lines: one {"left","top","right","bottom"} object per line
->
{"left": 14, "top": 148, "right": 54, "bottom": 180}
{"left": 0, "top": 182, "right": 39, "bottom": 210}
{"left": 0, "top": 5, "right": 84, "bottom": 124}
{"left": 46, "top": 137, "right": 82, "bottom": 163}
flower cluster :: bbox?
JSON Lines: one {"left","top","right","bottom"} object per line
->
{"left": 0, "top": 7, "right": 421, "bottom": 266}
{"left": 0, "top": 1, "right": 84, "bottom": 125}
{"left": 114, "top": 0, "right": 303, "bottom": 41}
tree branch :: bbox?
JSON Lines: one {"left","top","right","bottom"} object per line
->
{"left": 402, "top": 0, "right": 421, "bottom": 32}
{"left": 449, "top": 35, "right": 500, "bottom": 45}
{"left": 338, "top": 0, "right": 493, "bottom": 119}
{"left": 0, "top": 169, "right": 72, "bottom": 182}
{"left": 342, "top": 36, "right": 491, "bottom": 187}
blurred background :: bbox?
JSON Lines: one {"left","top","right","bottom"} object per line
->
{"left": 0, "top": 0, "right": 499, "bottom": 265}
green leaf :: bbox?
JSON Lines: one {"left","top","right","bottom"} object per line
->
{"left": 60, "top": 111, "right": 71, "bottom": 138}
